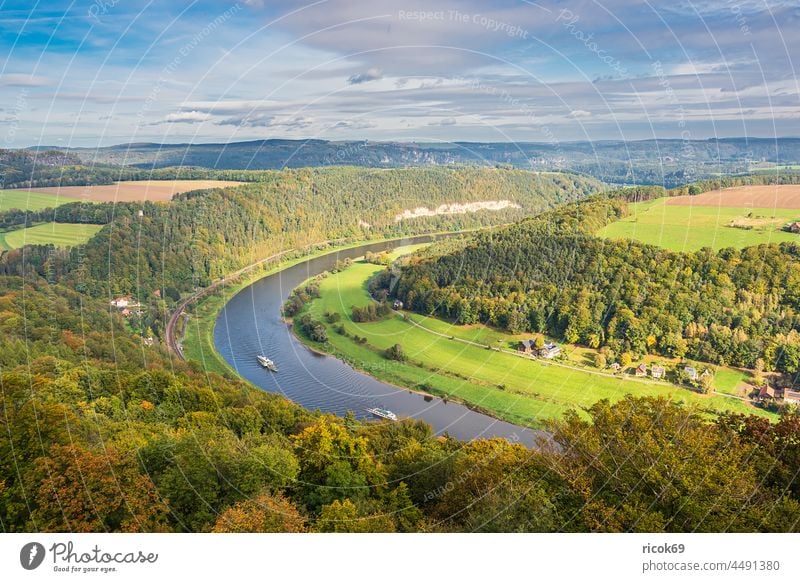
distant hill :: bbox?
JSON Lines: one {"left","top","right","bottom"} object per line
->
{"left": 0, "top": 166, "right": 603, "bottom": 298}
{"left": 34, "top": 137, "right": 800, "bottom": 187}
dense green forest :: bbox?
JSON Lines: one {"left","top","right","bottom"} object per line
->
{"left": 393, "top": 175, "right": 800, "bottom": 375}
{"left": 1, "top": 277, "right": 799, "bottom": 532}
{"left": 0, "top": 148, "right": 271, "bottom": 189}
{"left": 0, "top": 166, "right": 602, "bottom": 300}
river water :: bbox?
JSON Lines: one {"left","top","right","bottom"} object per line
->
{"left": 214, "top": 235, "right": 542, "bottom": 447}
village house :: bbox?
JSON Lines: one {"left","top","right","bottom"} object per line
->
{"left": 758, "top": 385, "right": 782, "bottom": 400}
{"left": 393, "top": 299, "right": 404, "bottom": 310}
{"left": 539, "top": 341, "right": 561, "bottom": 359}
{"left": 517, "top": 339, "right": 561, "bottom": 358}
{"left": 610, "top": 362, "right": 622, "bottom": 373}
{"left": 684, "top": 366, "right": 698, "bottom": 381}
{"left": 110, "top": 296, "right": 130, "bottom": 309}
{"left": 784, "top": 389, "right": 800, "bottom": 405}
{"left": 787, "top": 221, "right": 800, "bottom": 234}
{"left": 635, "top": 363, "right": 647, "bottom": 377}
{"left": 650, "top": 365, "right": 666, "bottom": 379}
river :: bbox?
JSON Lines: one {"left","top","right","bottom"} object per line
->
{"left": 214, "top": 235, "right": 542, "bottom": 447}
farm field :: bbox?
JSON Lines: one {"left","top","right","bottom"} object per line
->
{"left": 667, "top": 184, "right": 800, "bottom": 208}
{"left": 295, "top": 250, "right": 773, "bottom": 427}
{"left": 599, "top": 196, "right": 800, "bottom": 251}
{"left": 21, "top": 179, "right": 244, "bottom": 203}
{"left": 1, "top": 222, "right": 104, "bottom": 250}
{"left": 0, "top": 189, "right": 69, "bottom": 212}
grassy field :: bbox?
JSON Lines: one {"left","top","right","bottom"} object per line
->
{"left": 599, "top": 197, "right": 800, "bottom": 251}
{"left": 1, "top": 222, "right": 104, "bottom": 250}
{"left": 0, "top": 189, "right": 70, "bottom": 212}
{"left": 294, "top": 252, "right": 774, "bottom": 428}
{"left": 180, "top": 238, "right": 460, "bottom": 378}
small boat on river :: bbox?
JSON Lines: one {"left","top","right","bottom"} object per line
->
{"left": 366, "top": 407, "right": 398, "bottom": 421}
{"left": 257, "top": 355, "right": 278, "bottom": 372}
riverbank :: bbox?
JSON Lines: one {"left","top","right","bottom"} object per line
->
{"left": 177, "top": 231, "right": 479, "bottom": 378}
{"left": 289, "top": 254, "right": 776, "bottom": 428}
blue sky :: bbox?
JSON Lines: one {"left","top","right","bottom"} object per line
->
{"left": 1, "top": 0, "right": 798, "bottom": 147}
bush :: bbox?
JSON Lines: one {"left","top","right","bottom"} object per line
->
{"left": 385, "top": 343, "right": 406, "bottom": 361}
{"left": 352, "top": 301, "right": 391, "bottom": 322}
{"left": 298, "top": 315, "right": 328, "bottom": 343}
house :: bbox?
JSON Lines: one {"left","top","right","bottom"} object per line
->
{"left": 784, "top": 389, "right": 800, "bottom": 405}
{"left": 651, "top": 365, "right": 666, "bottom": 379}
{"left": 110, "top": 296, "right": 130, "bottom": 309}
{"left": 700, "top": 368, "right": 712, "bottom": 380}
{"left": 610, "top": 362, "right": 622, "bottom": 373}
{"left": 120, "top": 308, "right": 131, "bottom": 317}
{"left": 635, "top": 363, "right": 647, "bottom": 377}
{"left": 518, "top": 339, "right": 536, "bottom": 354}
{"left": 758, "top": 385, "right": 781, "bottom": 400}
{"left": 539, "top": 341, "right": 561, "bottom": 359}
{"left": 788, "top": 221, "right": 800, "bottom": 234}
{"left": 393, "top": 299, "right": 404, "bottom": 310}
{"left": 684, "top": 366, "right": 698, "bottom": 381}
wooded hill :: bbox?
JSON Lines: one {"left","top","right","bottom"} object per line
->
{"left": 393, "top": 174, "right": 800, "bottom": 375}
{"left": 2, "top": 276, "right": 799, "bottom": 532}
{"left": 0, "top": 166, "right": 602, "bottom": 301}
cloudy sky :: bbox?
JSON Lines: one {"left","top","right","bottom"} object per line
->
{"left": 1, "top": 0, "right": 798, "bottom": 147}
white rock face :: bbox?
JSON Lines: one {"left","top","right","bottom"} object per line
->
{"left": 394, "top": 200, "right": 521, "bottom": 222}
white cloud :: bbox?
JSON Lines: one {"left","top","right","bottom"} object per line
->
{"left": 0, "top": 74, "right": 49, "bottom": 87}
{"left": 347, "top": 67, "right": 384, "bottom": 85}
{"left": 161, "top": 110, "right": 211, "bottom": 124}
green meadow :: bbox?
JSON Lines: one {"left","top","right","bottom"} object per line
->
{"left": 0, "top": 189, "right": 71, "bottom": 212}
{"left": 1, "top": 222, "right": 103, "bottom": 250}
{"left": 295, "top": 248, "right": 773, "bottom": 427}
{"left": 599, "top": 197, "right": 800, "bottom": 251}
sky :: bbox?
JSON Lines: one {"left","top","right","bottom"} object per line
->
{"left": 0, "top": 0, "right": 798, "bottom": 147}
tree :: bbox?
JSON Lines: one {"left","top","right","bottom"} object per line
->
{"left": 385, "top": 343, "right": 406, "bottom": 361}
{"left": 698, "top": 371, "right": 714, "bottom": 394}
{"left": 212, "top": 491, "right": 307, "bottom": 532}
{"left": 594, "top": 353, "right": 607, "bottom": 369}
{"left": 315, "top": 499, "right": 395, "bottom": 532}
{"left": 546, "top": 396, "right": 769, "bottom": 532}
{"left": 28, "top": 444, "right": 170, "bottom": 532}
{"left": 291, "top": 416, "right": 384, "bottom": 511}
{"left": 619, "top": 352, "right": 632, "bottom": 368}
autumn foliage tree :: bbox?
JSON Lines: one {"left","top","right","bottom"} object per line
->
{"left": 212, "top": 491, "right": 307, "bottom": 533}
{"left": 28, "top": 444, "right": 170, "bottom": 532}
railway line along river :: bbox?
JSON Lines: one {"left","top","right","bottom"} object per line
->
{"left": 213, "top": 235, "right": 542, "bottom": 447}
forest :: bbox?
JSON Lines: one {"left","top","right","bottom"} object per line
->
{"left": 1, "top": 276, "right": 799, "bottom": 532}
{"left": 0, "top": 166, "right": 602, "bottom": 304}
{"left": 393, "top": 175, "right": 800, "bottom": 375}
{"left": 3, "top": 166, "right": 800, "bottom": 532}
{"left": 0, "top": 147, "right": 272, "bottom": 189}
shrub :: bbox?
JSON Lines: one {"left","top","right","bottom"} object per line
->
{"left": 385, "top": 343, "right": 406, "bottom": 361}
